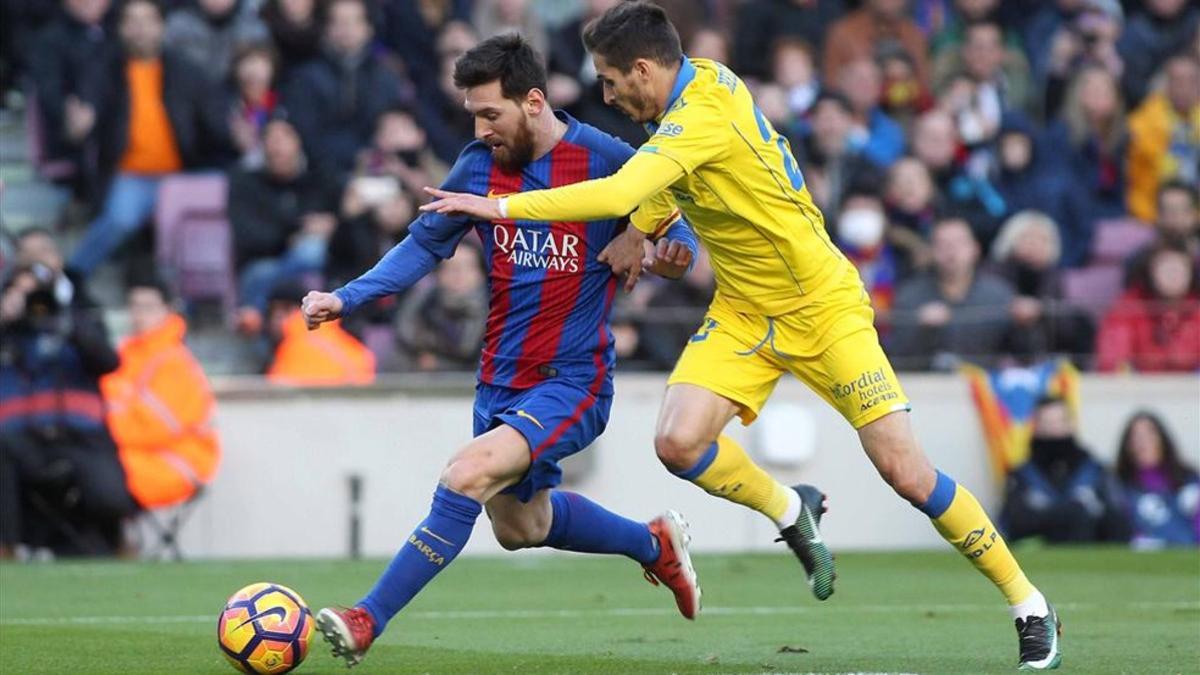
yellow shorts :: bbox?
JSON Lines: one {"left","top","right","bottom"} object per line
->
{"left": 667, "top": 266, "right": 911, "bottom": 428}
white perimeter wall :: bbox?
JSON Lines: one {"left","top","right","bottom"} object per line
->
{"left": 174, "top": 374, "right": 1199, "bottom": 558}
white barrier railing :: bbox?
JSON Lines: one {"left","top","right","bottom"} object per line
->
{"left": 177, "top": 374, "right": 1199, "bottom": 558}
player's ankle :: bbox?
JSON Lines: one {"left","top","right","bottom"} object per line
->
{"left": 1009, "top": 589, "right": 1048, "bottom": 619}
{"left": 773, "top": 486, "right": 802, "bottom": 529}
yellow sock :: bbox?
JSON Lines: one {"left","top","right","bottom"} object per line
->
{"left": 677, "top": 435, "right": 793, "bottom": 524}
{"left": 921, "top": 471, "right": 1035, "bottom": 605}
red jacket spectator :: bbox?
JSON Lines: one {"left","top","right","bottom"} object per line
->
{"left": 1096, "top": 288, "right": 1200, "bottom": 373}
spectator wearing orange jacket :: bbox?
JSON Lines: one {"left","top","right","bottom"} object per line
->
{"left": 101, "top": 278, "right": 220, "bottom": 509}
{"left": 265, "top": 284, "right": 375, "bottom": 386}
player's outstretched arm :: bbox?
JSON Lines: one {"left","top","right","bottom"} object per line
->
{"left": 302, "top": 236, "right": 441, "bottom": 330}
{"left": 421, "top": 151, "right": 685, "bottom": 224}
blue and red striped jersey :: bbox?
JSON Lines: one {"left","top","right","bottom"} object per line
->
{"left": 408, "top": 112, "right": 676, "bottom": 395}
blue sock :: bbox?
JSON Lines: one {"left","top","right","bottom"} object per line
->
{"left": 916, "top": 470, "right": 957, "bottom": 517}
{"left": 358, "top": 485, "right": 481, "bottom": 637}
{"left": 540, "top": 491, "right": 659, "bottom": 565}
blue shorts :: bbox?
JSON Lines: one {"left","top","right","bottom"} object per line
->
{"left": 473, "top": 380, "right": 612, "bottom": 503}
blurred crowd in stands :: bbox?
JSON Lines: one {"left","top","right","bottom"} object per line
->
{"left": 0, "top": 0, "right": 1195, "bottom": 379}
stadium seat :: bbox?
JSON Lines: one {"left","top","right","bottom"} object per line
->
{"left": 1091, "top": 218, "right": 1155, "bottom": 265}
{"left": 1062, "top": 264, "right": 1125, "bottom": 321}
{"left": 153, "top": 174, "right": 236, "bottom": 318}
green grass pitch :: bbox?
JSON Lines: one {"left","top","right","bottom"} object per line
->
{"left": 2, "top": 547, "right": 1197, "bottom": 673}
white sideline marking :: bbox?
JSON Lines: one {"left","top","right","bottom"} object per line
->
{"left": 2, "top": 600, "right": 1196, "bottom": 626}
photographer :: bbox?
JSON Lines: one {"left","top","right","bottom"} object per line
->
{"left": 0, "top": 229, "right": 137, "bottom": 558}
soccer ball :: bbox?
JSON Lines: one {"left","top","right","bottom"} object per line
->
{"left": 217, "top": 582, "right": 314, "bottom": 674}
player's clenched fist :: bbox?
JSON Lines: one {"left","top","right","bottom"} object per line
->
{"left": 301, "top": 291, "right": 343, "bottom": 330}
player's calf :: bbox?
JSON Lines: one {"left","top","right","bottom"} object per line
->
{"left": 486, "top": 492, "right": 553, "bottom": 551}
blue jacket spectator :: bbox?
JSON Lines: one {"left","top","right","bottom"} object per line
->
{"left": 282, "top": 0, "right": 406, "bottom": 177}
{"left": 1001, "top": 396, "right": 1132, "bottom": 544}
{"left": 992, "top": 113, "right": 1067, "bottom": 226}
{"left": 1115, "top": 411, "right": 1200, "bottom": 548}
{"left": 1042, "top": 65, "right": 1129, "bottom": 267}
{"left": 836, "top": 58, "right": 906, "bottom": 167}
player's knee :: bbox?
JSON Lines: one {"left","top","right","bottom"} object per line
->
{"left": 654, "top": 429, "right": 707, "bottom": 473}
{"left": 877, "top": 459, "right": 928, "bottom": 504}
{"left": 440, "top": 455, "right": 496, "bottom": 501}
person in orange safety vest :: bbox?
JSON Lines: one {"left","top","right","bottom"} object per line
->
{"left": 100, "top": 278, "right": 220, "bottom": 509}
{"left": 265, "top": 285, "right": 375, "bottom": 386}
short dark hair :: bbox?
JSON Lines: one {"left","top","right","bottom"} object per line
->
{"left": 375, "top": 104, "right": 416, "bottom": 127}
{"left": 453, "top": 33, "right": 547, "bottom": 101}
{"left": 1158, "top": 179, "right": 1198, "bottom": 208}
{"left": 812, "top": 90, "right": 853, "bottom": 114}
{"left": 582, "top": 1, "right": 682, "bottom": 72}
{"left": 126, "top": 270, "right": 174, "bottom": 304}
{"left": 962, "top": 19, "right": 1003, "bottom": 43}
{"left": 841, "top": 180, "right": 884, "bottom": 209}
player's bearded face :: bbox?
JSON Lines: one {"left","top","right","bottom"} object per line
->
{"left": 466, "top": 82, "right": 537, "bottom": 172}
{"left": 491, "top": 113, "right": 536, "bottom": 172}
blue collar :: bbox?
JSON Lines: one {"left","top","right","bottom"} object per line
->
{"left": 555, "top": 109, "right": 581, "bottom": 144}
{"left": 661, "top": 56, "right": 696, "bottom": 120}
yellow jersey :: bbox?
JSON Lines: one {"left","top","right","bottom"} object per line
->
{"left": 504, "top": 57, "right": 851, "bottom": 317}
{"left": 636, "top": 57, "right": 849, "bottom": 316}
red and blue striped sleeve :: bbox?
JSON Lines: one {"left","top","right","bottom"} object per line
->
{"left": 408, "top": 144, "right": 488, "bottom": 258}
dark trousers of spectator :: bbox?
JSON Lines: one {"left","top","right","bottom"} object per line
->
{"left": 0, "top": 428, "right": 139, "bottom": 556}
{"left": 1005, "top": 500, "right": 1130, "bottom": 544}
